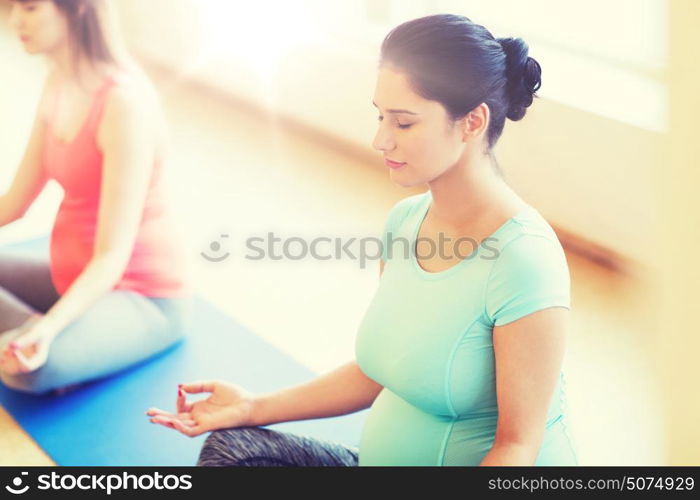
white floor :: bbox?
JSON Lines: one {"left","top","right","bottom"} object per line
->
{"left": 0, "top": 24, "right": 666, "bottom": 465}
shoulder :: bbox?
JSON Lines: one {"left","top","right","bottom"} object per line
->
{"left": 494, "top": 233, "right": 568, "bottom": 275}
{"left": 104, "top": 73, "right": 159, "bottom": 121}
{"left": 491, "top": 205, "right": 569, "bottom": 275}
{"left": 100, "top": 73, "right": 161, "bottom": 141}
{"left": 485, "top": 232, "right": 571, "bottom": 326}
{"left": 382, "top": 191, "right": 429, "bottom": 232}
{"left": 491, "top": 207, "right": 567, "bottom": 265}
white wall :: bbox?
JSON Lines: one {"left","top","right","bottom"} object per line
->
{"left": 116, "top": 0, "right": 662, "bottom": 271}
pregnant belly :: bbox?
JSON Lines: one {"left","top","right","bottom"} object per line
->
{"left": 359, "top": 389, "right": 577, "bottom": 466}
{"left": 50, "top": 209, "right": 96, "bottom": 294}
{"left": 359, "top": 389, "right": 460, "bottom": 466}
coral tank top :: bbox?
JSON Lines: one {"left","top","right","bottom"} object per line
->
{"left": 43, "top": 75, "right": 192, "bottom": 297}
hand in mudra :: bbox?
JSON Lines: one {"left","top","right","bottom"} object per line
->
{"left": 146, "top": 380, "right": 258, "bottom": 437}
{"left": 0, "top": 315, "right": 52, "bottom": 375}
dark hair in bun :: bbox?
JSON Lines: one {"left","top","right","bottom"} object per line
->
{"left": 497, "top": 37, "right": 542, "bottom": 121}
{"left": 380, "top": 14, "right": 542, "bottom": 150}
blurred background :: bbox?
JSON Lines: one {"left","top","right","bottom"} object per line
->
{"left": 0, "top": 0, "right": 697, "bottom": 466}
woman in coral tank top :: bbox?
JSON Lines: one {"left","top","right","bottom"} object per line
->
{"left": 0, "top": 0, "right": 193, "bottom": 394}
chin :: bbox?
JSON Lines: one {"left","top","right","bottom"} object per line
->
{"left": 389, "top": 170, "right": 428, "bottom": 189}
{"left": 21, "top": 43, "right": 42, "bottom": 55}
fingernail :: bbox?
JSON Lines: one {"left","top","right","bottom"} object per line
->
{"left": 9, "top": 343, "right": 18, "bottom": 349}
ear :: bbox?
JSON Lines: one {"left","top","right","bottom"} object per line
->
{"left": 460, "top": 103, "right": 490, "bottom": 142}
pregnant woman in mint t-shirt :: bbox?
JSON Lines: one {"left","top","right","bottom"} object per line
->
{"left": 148, "top": 14, "right": 578, "bottom": 466}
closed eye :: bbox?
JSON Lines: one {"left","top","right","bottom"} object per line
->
{"left": 21, "top": 1, "right": 39, "bottom": 11}
{"left": 377, "top": 115, "right": 413, "bottom": 129}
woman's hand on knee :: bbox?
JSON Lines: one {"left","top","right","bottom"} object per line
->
{"left": 0, "top": 327, "right": 24, "bottom": 374}
{"left": 146, "top": 380, "right": 259, "bottom": 437}
{"left": 0, "top": 314, "right": 50, "bottom": 375}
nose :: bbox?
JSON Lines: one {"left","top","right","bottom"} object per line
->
{"left": 372, "top": 121, "right": 396, "bottom": 153}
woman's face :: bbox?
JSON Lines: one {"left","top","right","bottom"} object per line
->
{"left": 9, "top": 1, "right": 69, "bottom": 55}
{"left": 372, "top": 64, "right": 471, "bottom": 188}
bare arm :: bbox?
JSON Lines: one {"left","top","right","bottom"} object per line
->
{"left": 479, "top": 307, "right": 569, "bottom": 466}
{"left": 250, "top": 360, "right": 383, "bottom": 426}
{"left": 0, "top": 76, "right": 55, "bottom": 227}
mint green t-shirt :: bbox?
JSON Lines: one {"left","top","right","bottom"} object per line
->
{"left": 355, "top": 192, "right": 578, "bottom": 466}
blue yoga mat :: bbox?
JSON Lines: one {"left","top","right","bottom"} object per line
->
{"left": 0, "top": 237, "right": 367, "bottom": 466}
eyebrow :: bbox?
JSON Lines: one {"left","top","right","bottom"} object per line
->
{"left": 372, "top": 101, "right": 419, "bottom": 115}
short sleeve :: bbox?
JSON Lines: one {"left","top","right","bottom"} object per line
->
{"left": 380, "top": 194, "right": 423, "bottom": 263}
{"left": 485, "top": 234, "right": 571, "bottom": 327}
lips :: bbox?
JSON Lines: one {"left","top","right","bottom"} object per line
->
{"left": 384, "top": 158, "right": 406, "bottom": 169}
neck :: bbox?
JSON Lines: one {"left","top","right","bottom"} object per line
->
{"left": 427, "top": 151, "right": 520, "bottom": 229}
{"left": 48, "top": 41, "right": 110, "bottom": 91}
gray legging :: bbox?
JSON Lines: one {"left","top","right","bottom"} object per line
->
{"left": 0, "top": 250, "right": 192, "bottom": 395}
{"left": 198, "top": 427, "right": 359, "bottom": 466}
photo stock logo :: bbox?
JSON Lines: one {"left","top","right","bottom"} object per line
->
{"left": 5, "top": 472, "right": 29, "bottom": 495}
{"left": 2, "top": 471, "right": 193, "bottom": 496}
{"left": 200, "top": 231, "right": 501, "bottom": 269}
{"left": 201, "top": 233, "right": 231, "bottom": 262}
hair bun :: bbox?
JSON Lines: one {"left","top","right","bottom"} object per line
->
{"left": 497, "top": 37, "right": 542, "bottom": 121}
